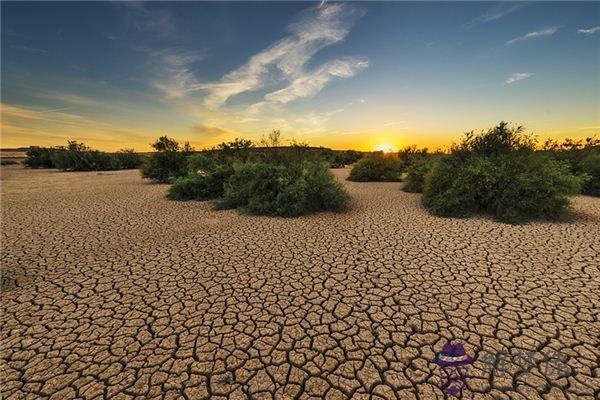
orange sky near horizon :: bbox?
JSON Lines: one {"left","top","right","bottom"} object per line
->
{"left": 2, "top": 103, "right": 598, "bottom": 153}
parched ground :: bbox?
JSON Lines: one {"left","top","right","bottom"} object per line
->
{"left": 1, "top": 166, "right": 599, "bottom": 400}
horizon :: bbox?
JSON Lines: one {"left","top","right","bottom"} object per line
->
{"left": 2, "top": 1, "right": 599, "bottom": 152}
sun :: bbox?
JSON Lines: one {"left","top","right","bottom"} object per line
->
{"left": 373, "top": 144, "right": 397, "bottom": 153}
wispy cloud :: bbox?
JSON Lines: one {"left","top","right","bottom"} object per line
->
{"left": 506, "top": 27, "right": 558, "bottom": 45}
{"left": 198, "top": 3, "right": 367, "bottom": 109}
{"left": 263, "top": 57, "right": 368, "bottom": 105}
{"left": 467, "top": 3, "right": 527, "bottom": 27}
{"left": 10, "top": 45, "right": 47, "bottom": 54}
{"left": 121, "top": 2, "right": 176, "bottom": 38}
{"left": 505, "top": 72, "right": 534, "bottom": 84}
{"left": 577, "top": 26, "right": 600, "bottom": 35}
{"left": 151, "top": 49, "right": 205, "bottom": 99}
{"left": 192, "top": 124, "right": 235, "bottom": 138}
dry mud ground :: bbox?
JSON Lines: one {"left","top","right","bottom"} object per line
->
{"left": 1, "top": 166, "right": 599, "bottom": 400}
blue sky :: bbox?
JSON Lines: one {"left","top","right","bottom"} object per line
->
{"left": 2, "top": 1, "right": 599, "bottom": 151}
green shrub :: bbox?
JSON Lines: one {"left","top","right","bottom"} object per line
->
{"left": 347, "top": 153, "right": 401, "bottom": 182}
{"left": 491, "top": 155, "right": 585, "bottom": 223}
{"left": 579, "top": 152, "right": 600, "bottom": 196}
{"left": 51, "top": 141, "right": 119, "bottom": 171}
{"left": 330, "top": 150, "right": 364, "bottom": 168}
{"left": 397, "top": 145, "right": 429, "bottom": 172}
{"left": 423, "top": 156, "right": 495, "bottom": 218}
{"left": 114, "top": 148, "right": 143, "bottom": 169}
{"left": 141, "top": 136, "right": 193, "bottom": 183}
{"left": 403, "top": 156, "right": 438, "bottom": 193}
{"left": 23, "top": 146, "right": 61, "bottom": 168}
{"left": 166, "top": 164, "right": 234, "bottom": 201}
{"left": 1, "top": 160, "right": 19, "bottom": 166}
{"left": 422, "top": 123, "right": 585, "bottom": 223}
{"left": 216, "top": 161, "right": 349, "bottom": 217}
{"left": 541, "top": 137, "right": 599, "bottom": 197}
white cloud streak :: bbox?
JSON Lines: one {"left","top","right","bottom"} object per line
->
{"left": 577, "top": 26, "right": 600, "bottom": 35}
{"left": 467, "top": 3, "right": 527, "bottom": 26}
{"left": 121, "top": 2, "right": 177, "bottom": 38}
{"left": 505, "top": 72, "right": 534, "bottom": 84}
{"left": 506, "top": 27, "right": 558, "bottom": 45}
{"left": 264, "top": 57, "right": 368, "bottom": 104}
{"left": 151, "top": 49, "right": 205, "bottom": 99}
{"left": 198, "top": 3, "right": 367, "bottom": 109}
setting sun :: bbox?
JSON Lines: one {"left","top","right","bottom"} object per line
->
{"left": 373, "top": 144, "right": 397, "bottom": 153}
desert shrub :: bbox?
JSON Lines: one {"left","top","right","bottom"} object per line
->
{"left": 541, "top": 137, "right": 599, "bottom": 196}
{"left": 166, "top": 163, "right": 234, "bottom": 201}
{"left": 141, "top": 136, "right": 193, "bottom": 183}
{"left": 348, "top": 153, "right": 401, "bottom": 182}
{"left": 114, "top": 148, "right": 143, "bottom": 169}
{"left": 403, "top": 155, "right": 439, "bottom": 193}
{"left": 330, "top": 150, "right": 364, "bottom": 168}
{"left": 51, "top": 141, "right": 119, "bottom": 171}
{"left": 1, "top": 160, "right": 19, "bottom": 166}
{"left": 397, "top": 145, "right": 429, "bottom": 172}
{"left": 422, "top": 122, "right": 585, "bottom": 223}
{"left": 491, "top": 155, "right": 585, "bottom": 223}
{"left": 216, "top": 161, "right": 348, "bottom": 217}
{"left": 579, "top": 152, "right": 600, "bottom": 196}
{"left": 23, "top": 146, "right": 61, "bottom": 168}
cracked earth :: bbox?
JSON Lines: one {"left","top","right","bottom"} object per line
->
{"left": 1, "top": 166, "right": 599, "bottom": 400}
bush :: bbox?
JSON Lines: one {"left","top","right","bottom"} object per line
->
{"left": 216, "top": 161, "right": 349, "bottom": 217}
{"left": 330, "top": 150, "right": 364, "bottom": 168}
{"left": 347, "top": 153, "right": 401, "bottom": 182}
{"left": 541, "top": 137, "right": 599, "bottom": 197}
{"left": 1, "top": 160, "right": 19, "bottom": 166}
{"left": 397, "top": 145, "right": 429, "bottom": 172}
{"left": 23, "top": 146, "right": 61, "bottom": 168}
{"left": 51, "top": 141, "right": 119, "bottom": 171}
{"left": 579, "top": 152, "right": 600, "bottom": 196}
{"left": 114, "top": 149, "right": 143, "bottom": 169}
{"left": 140, "top": 136, "right": 193, "bottom": 183}
{"left": 422, "top": 123, "right": 585, "bottom": 223}
{"left": 166, "top": 164, "right": 234, "bottom": 201}
{"left": 403, "top": 156, "right": 438, "bottom": 193}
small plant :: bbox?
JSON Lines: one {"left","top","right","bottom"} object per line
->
{"left": 347, "top": 152, "right": 401, "bottom": 182}
{"left": 141, "top": 136, "right": 193, "bottom": 183}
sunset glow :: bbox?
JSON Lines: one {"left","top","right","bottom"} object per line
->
{"left": 1, "top": 2, "right": 599, "bottom": 151}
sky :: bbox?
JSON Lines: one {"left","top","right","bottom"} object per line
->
{"left": 1, "top": 1, "right": 599, "bottom": 152}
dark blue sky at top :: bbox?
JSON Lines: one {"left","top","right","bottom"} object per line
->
{"left": 2, "top": 2, "right": 599, "bottom": 150}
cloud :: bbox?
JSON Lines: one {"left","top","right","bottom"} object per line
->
{"left": 199, "top": 3, "right": 367, "bottom": 109}
{"left": 192, "top": 124, "right": 234, "bottom": 138}
{"left": 264, "top": 57, "right": 368, "bottom": 104}
{"left": 506, "top": 27, "right": 558, "bottom": 45}
{"left": 151, "top": 49, "right": 205, "bottom": 99}
{"left": 505, "top": 72, "right": 534, "bottom": 84}
{"left": 577, "top": 26, "right": 600, "bottom": 35}
{"left": 467, "top": 3, "right": 527, "bottom": 26}
{"left": 10, "top": 45, "right": 48, "bottom": 54}
{"left": 121, "top": 2, "right": 176, "bottom": 38}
